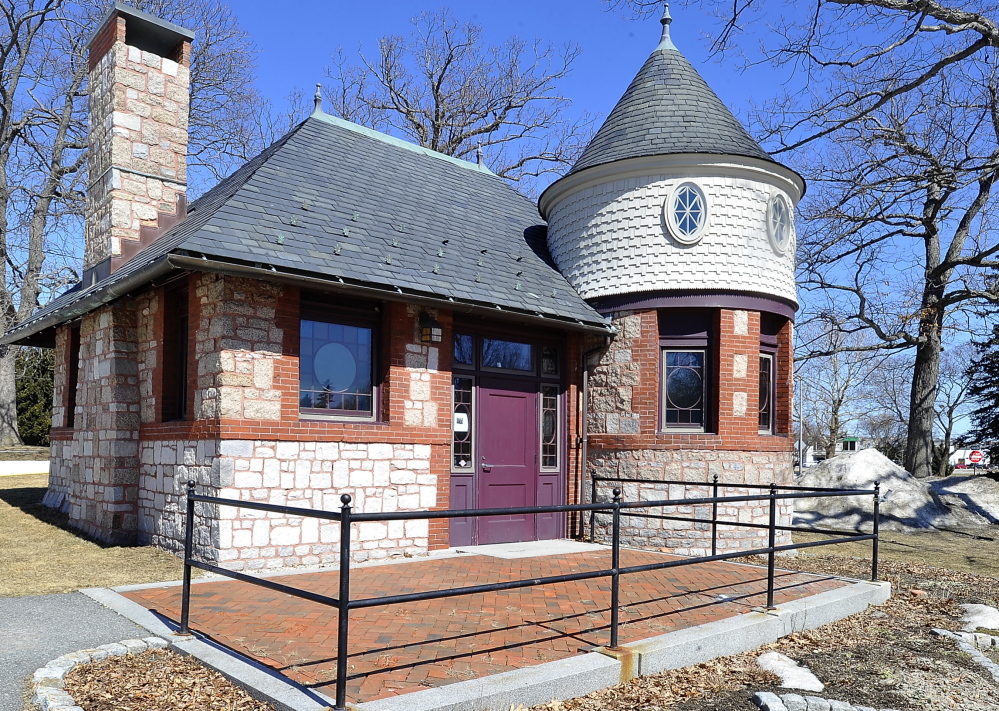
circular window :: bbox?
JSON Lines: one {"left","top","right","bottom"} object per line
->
{"left": 664, "top": 182, "right": 708, "bottom": 245}
{"left": 767, "top": 193, "right": 794, "bottom": 255}
{"left": 313, "top": 342, "right": 357, "bottom": 391}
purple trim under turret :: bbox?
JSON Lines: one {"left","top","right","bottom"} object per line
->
{"left": 589, "top": 291, "right": 797, "bottom": 321}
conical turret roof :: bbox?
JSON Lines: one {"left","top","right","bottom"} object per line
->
{"left": 569, "top": 8, "right": 773, "bottom": 175}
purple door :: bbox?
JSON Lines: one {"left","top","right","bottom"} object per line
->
{"left": 476, "top": 376, "right": 538, "bottom": 544}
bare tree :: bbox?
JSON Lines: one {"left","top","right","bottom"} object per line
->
{"left": 324, "top": 8, "right": 595, "bottom": 196}
{"left": 795, "top": 317, "right": 884, "bottom": 460}
{"left": 791, "top": 62, "right": 999, "bottom": 477}
{"left": 0, "top": 0, "right": 269, "bottom": 445}
{"left": 934, "top": 342, "right": 976, "bottom": 475}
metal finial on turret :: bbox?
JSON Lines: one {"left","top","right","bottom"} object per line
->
{"left": 312, "top": 83, "right": 323, "bottom": 116}
{"left": 656, "top": 3, "right": 676, "bottom": 51}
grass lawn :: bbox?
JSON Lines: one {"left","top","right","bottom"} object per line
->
{"left": 0, "top": 473, "right": 193, "bottom": 597}
{"left": 792, "top": 526, "right": 999, "bottom": 578}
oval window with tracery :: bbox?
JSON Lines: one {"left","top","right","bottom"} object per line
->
{"left": 767, "top": 193, "right": 793, "bottom": 255}
{"left": 665, "top": 182, "right": 708, "bottom": 245}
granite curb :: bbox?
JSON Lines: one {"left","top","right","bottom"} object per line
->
{"left": 751, "top": 691, "right": 902, "bottom": 711}
{"left": 930, "top": 628, "right": 999, "bottom": 683}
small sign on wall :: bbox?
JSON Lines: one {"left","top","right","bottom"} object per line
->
{"left": 453, "top": 412, "right": 469, "bottom": 433}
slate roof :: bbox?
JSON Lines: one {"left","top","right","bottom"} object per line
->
{"left": 6, "top": 113, "right": 609, "bottom": 344}
{"left": 568, "top": 19, "right": 774, "bottom": 175}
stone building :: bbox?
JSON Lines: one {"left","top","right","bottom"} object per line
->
{"left": 5, "top": 4, "right": 801, "bottom": 568}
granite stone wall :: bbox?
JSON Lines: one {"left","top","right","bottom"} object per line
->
{"left": 138, "top": 439, "right": 435, "bottom": 569}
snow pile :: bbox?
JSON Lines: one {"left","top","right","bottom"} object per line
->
{"left": 793, "top": 448, "right": 989, "bottom": 531}
{"left": 960, "top": 604, "right": 999, "bottom": 633}
{"left": 757, "top": 652, "right": 824, "bottom": 692}
{"left": 930, "top": 476, "right": 999, "bottom": 525}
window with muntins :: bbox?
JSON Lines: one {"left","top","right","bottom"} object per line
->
{"left": 659, "top": 310, "right": 712, "bottom": 432}
{"left": 300, "top": 296, "right": 378, "bottom": 418}
{"left": 760, "top": 314, "right": 782, "bottom": 435}
{"left": 758, "top": 353, "right": 773, "bottom": 434}
{"left": 541, "top": 384, "right": 559, "bottom": 469}
{"left": 452, "top": 376, "right": 473, "bottom": 470}
{"left": 665, "top": 182, "right": 708, "bottom": 245}
{"left": 662, "top": 351, "right": 706, "bottom": 428}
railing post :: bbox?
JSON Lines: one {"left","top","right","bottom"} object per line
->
{"left": 589, "top": 476, "right": 597, "bottom": 543}
{"left": 766, "top": 482, "right": 777, "bottom": 610}
{"left": 711, "top": 473, "right": 719, "bottom": 557}
{"left": 872, "top": 482, "right": 881, "bottom": 582}
{"left": 610, "top": 487, "right": 621, "bottom": 648}
{"left": 179, "top": 480, "right": 196, "bottom": 635}
{"left": 334, "top": 494, "right": 353, "bottom": 711}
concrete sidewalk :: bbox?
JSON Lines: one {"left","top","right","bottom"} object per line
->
{"left": 0, "top": 593, "right": 149, "bottom": 711}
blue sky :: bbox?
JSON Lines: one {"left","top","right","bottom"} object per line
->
{"left": 234, "top": 0, "right": 780, "bottom": 154}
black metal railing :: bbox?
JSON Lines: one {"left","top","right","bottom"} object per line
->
{"left": 178, "top": 478, "right": 881, "bottom": 710}
{"left": 591, "top": 474, "right": 881, "bottom": 568}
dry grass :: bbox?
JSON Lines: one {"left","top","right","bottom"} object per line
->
{"left": 0, "top": 473, "right": 194, "bottom": 597}
{"left": 792, "top": 526, "right": 999, "bottom": 578}
{"left": 0, "top": 445, "right": 49, "bottom": 461}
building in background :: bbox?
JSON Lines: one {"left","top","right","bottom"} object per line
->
{"left": 4, "top": 5, "right": 801, "bottom": 568}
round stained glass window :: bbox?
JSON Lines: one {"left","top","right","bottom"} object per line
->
{"left": 664, "top": 182, "right": 708, "bottom": 245}
{"left": 313, "top": 342, "right": 357, "bottom": 391}
{"left": 767, "top": 193, "right": 794, "bottom": 255}
{"left": 666, "top": 368, "right": 703, "bottom": 409}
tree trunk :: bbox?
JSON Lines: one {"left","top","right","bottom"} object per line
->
{"left": 0, "top": 345, "right": 22, "bottom": 446}
{"left": 936, "top": 398, "right": 956, "bottom": 478}
{"left": 826, "top": 408, "right": 840, "bottom": 460}
{"left": 904, "top": 325, "right": 940, "bottom": 478}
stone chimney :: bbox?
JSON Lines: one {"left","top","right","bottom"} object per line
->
{"left": 85, "top": 3, "right": 194, "bottom": 284}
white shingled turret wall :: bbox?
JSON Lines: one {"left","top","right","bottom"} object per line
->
{"left": 542, "top": 157, "right": 801, "bottom": 305}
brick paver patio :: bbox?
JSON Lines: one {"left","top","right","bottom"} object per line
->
{"left": 124, "top": 548, "right": 848, "bottom": 703}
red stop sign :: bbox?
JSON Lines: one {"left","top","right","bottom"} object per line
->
{"left": 969, "top": 450, "right": 984, "bottom": 463}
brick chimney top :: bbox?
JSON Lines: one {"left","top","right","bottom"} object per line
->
{"left": 89, "top": 3, "right": 194, "bottom": 62}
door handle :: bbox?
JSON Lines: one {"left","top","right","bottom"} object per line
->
{"left": 481, "top": 463, "right": 496, "bottom": 469}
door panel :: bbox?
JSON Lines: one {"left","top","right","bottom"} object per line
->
{"left": 476, "top": 377, "right": 538, "bottom": 544}
{"left": 535, "top": 472, "right": 561, "bottom": 540}
{"left": 449, "top": 472, "right": 475, "bottom": 546}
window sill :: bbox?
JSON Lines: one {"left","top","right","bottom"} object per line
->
{"left": 298, "top": 413, "right": 385, "bottom": 425}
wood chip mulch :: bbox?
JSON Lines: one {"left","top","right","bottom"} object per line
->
{"left": 63, "top": 649, "right": 283, "bottom": 711}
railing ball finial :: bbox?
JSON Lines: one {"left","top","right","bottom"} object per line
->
{"left": 187, "top": 479, "right": 195, "bottom": 493}
{"left": 612, "top": 487, "right": 621, "bottom": 502}
{"left": 340, "top": 493, "right": 352, "bottom": 506}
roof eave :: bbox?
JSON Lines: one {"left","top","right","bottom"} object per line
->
{"left": 0, "top": 255, "right": 177, "bottom": 347}
{"left": 167, "top": 254, "right": 613, "bottom": 335}
{"left": 539, "top": 152, "right": 807, "bottom": 220}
